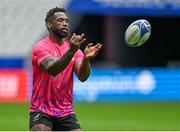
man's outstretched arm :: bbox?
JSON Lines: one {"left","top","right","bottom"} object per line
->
{"left": 75, "top": 43, "right": 102, "bottom": 82}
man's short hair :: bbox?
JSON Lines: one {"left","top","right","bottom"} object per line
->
{"left": 45, "top": 7, "right": 66, "bottom": 23}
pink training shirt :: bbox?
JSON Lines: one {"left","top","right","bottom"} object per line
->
{"left": 30, "top": 37, "right": 84, "bottom": 117}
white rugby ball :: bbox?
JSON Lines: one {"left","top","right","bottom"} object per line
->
{"left": 125, "top": 19, "right": 151, "bottom": 47}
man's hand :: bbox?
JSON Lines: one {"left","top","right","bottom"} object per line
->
{"left": 84, "top": 43, "right": 102, "bottom": 60}
{"left": 69, "top": 33, "right": 86, "bottom": 53}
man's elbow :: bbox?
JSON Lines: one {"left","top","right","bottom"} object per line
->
{"left": 78, "top": 75, "right": 89, "bottom": 82}
{"left": 79, "top": 78, "right": 87, "bottom": 82}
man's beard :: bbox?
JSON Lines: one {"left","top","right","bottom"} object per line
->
{"left": 53, "top": 28, "right": 69, "bottom": 38}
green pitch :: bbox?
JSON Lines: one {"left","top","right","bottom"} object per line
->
{"left": 0, "top": 102, "right": 179, "bottom": 131}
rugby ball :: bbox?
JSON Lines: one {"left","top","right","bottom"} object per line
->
{"left": 125, "top": 19, "right": 151, "bottom": 47}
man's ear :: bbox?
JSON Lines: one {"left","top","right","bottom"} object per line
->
{"left": 46, "top": 22, "right": 52, "bottom": 29}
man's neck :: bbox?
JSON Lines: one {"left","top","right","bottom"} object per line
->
{"left": 49, "top": 33, "right": 65, "bottom": 45}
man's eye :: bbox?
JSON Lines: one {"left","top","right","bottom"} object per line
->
{"left": 58, "top": 18, "right": 69, "bottom": 23}
{"left": 65, "top": 19, "right": 69, "bottom": 23}
{"left": 58, "top": 18, "right": 64, "bottom": 22}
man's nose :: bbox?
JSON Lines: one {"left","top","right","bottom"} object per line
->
{"left": 62, "top": 20, "right": 68, "bottom": 26}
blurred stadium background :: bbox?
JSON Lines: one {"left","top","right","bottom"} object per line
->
{"left": 0, "top": 0, "right": 180, "bottom": 131}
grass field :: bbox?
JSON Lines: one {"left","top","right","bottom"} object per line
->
{"left": 0, "top": 102, "right": 179, "bottom": 131}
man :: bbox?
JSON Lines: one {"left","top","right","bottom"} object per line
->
{"left": 29, "top": 7, "right": 102, "bottom": 131}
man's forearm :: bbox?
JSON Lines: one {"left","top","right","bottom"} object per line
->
{"left": 46, "top": 49, "right": 76, "bottom": 76}
{"left": 78, "top": 58, "right": 91, "bottom": 82}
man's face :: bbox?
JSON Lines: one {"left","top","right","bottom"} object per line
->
{"left": 49, "top": 12, "right": 69, "bottom": 38}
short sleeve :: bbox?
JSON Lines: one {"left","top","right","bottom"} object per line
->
{"left": 74, "top": 49, "right": 84, "bottom": 62}
{"left": 32, "top": 43, "right": 51, "bottom": 66}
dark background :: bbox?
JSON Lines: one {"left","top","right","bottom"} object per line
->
{"left": 73, "top": 15, "right": 180, "bottom": 67}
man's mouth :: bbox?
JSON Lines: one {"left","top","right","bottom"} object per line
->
{"left": 62, "top": 28, "right": 68, "bottom": 32}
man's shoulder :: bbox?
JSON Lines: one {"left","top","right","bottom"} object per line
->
{"left": 33, "top": 37, "right": 49, "bottom": 50}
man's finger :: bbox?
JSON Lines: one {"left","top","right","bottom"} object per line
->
{"left": 78, "top": 38, "right": 86, "bottom": 45}
{"left": 71, "top": 33, "right": 76, "bottom": 38}
{"left": 78, "top": 33, "right": 85, "bottom": 41}
{"left": 80, "top": 33, "right": 85, "bottom": 38}
{"left": 87, "top": 43, "right": 93, "bottom": 48}
{"left": 95, "top": 44, "right": 102, "bottom": 53}
{"left": 93, "top": 43, "right": 101, "bottom": 49}
{"left": 70, "top": 33, "right": 77, "bottom": 41}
